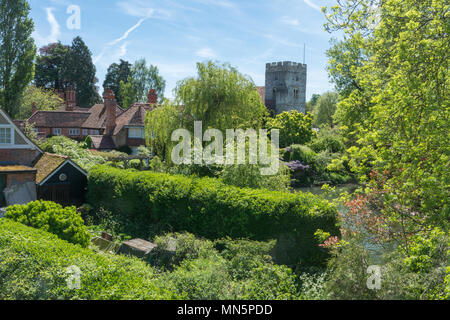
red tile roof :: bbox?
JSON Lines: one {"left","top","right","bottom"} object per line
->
{"left": 28, "top": 110, "right": 90, "bottom": 128}
{"left": 113, "top": 103, "right": 153, "bottom": 136}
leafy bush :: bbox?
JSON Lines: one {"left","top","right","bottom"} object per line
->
{"left": 87, "top": 165, "right": 339, "bottom": 267}
{"left": 152, "top": 234, "right": 301, "bottom": 300}
{"left": 266, "top": 111, "right": 315, "bottom": 148}
{"left": 308, "top": 127, "right": 345, "bottom": 154}
{"left": 40, "top": 136, "right": 105, "bottom": 170}
{"left": 284, "top": 145, "right": 317, "bottom": 165}
{"left": 5, "top": 201, "right": 90, "bottom": 247}
{"left": 0, "top": 219, "right": 177, "bottom": 300}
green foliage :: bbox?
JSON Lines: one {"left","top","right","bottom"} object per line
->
{"left": 0, "top": 219, "right": 177, "bottom": 300}
{"left": 312, "top": 92, "right": 339, "bottom": 128}
{"left": 0, "top": 0, "right": 36, "bottom": 118}
{"left": 284, "top": 145, "right": 317, "bottom": 165}
{"left": 103, "top": 59, "right": 132, "bottom": 107}
{"left": 266, "top": 111, "right": 315, "bottom": 148}
{"left": 62, "top": 36, "right": 101, "bottom": 107}
{"left": 308, "top": 126, "right": 345, "bottom": 154}
{"left": 152, "top": 234, "right": 301, "bottom": 300}
{"left": 119, "top": 58, "right": 165, "bottom": 108}
{"left": 220, "top": 162, "right": 291, "bottom": 192}
{"left": 5, "top": 201, "right": 90, "bottom": 247}
{"left": 146, "top": 61, "right": 267, "bottom": 162}
{"left": 87, "top": 165, "right": 339, "bottom": 267}
{"left": 34, "top": 42, "right": 70, "bottom": 91}
{"left": 18, "top": 85, "right": 63, "bottom": 119}
{"left": 40, "top": 136, "right": 105, "bottom": 170}
{"left": 324, "top": 0, "right": 449, "bottom": 228}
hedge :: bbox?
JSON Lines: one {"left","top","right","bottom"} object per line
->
{"left": 87, "top": 165, "right": 340, "bottom": 266}
{"left": 0, "top": 219, "right": 178, "bottom": 300}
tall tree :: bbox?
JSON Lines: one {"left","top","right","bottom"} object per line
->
{"left": 0, "top": 0, "right": 36, "bottom": 117}
{"left": 324, "top": 0, "right": 449, "bottom": 230}
{"left": 62, "top": 36, "right": 101, "bottom": 107}
{"left": 313, "top": 91, "right": 339, "bottom": 128}
{"left": 34, "top": 42, "right": 70, "bottom": 91}
{"left": 119, "top": 58, "right": 165, "bottom": 108}
{"left": 18, "top": 85, "right": 63, "bottom": 119}
{"left": 103, "top": 59, "right": 131, "bottom": 107}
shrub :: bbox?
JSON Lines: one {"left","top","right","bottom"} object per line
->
{"left": 284, "top": 145, "right": 317, "bottom": 165}
{"left": 5, "top": 201, "right": 90, "bottom": 247}
{"left": 0, "top": 219, "right": 177, "bottom": 300}
{"left": 308, "top": 126, "right": 345, "bottom": 154}
{"left": 87, "top": 165, "right": 339, "bottom": 267}
{"left": 266, "top": 111, "right": 315, "bottom": 148}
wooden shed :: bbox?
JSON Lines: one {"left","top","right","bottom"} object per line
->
{"left": 34, "top": 153, "right": 87, "bottom": 206}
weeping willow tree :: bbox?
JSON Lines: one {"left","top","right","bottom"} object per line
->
{"left": 146, "top": 61, "right": 268, "bottom": 163}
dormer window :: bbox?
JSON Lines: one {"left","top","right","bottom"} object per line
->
{"left": 0, "top": 127, "right": 12, "bottom": 144}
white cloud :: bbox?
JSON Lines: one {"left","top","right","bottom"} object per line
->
{"left": 32, "top": 8, "right": 61, "bottom": 47}
{"left": 304, "top": 0, "right": 321, "bottom": 12}
{"left": 196, "top": 47, "right": 217, "bottom": 59}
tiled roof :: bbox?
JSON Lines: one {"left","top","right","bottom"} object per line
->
{"left": 90, "top": 135, "right": 116, "bottom": 150}
{"left": 0, "top": 165, "right": 36, "bottom": 173}
{"left": 82, "top": 104, "right": 125, "bottom": 129}
{"left": 28, "top": 110, "right": 90, "bottom": 128}
{"left": 113, "top": 103, "right": 153, "bottom": 136}
{"left": 33, "top": 153, "right": 67, "bottom": 184}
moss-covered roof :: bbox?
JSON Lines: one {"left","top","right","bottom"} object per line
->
{"left": 34, "top": 153, "right": 67, "bottom": 184}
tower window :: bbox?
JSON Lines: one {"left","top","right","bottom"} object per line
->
{"left": 294, "top": 89, "right": 299, "bottom": 99}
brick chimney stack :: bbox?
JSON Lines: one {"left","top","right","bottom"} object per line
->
{"left": 104, "top": 89, "right": 116, "bottom": 136}
{"left": 147, "top": 89, "right": 158, "bottom": 105}
{"left": 65, "top": 87, "right": 76, "bottom": 111}
{"left": 31, "top": 102, "right": 37, "bottom": 115}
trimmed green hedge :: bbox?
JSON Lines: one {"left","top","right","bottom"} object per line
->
{"left": 87, "top": 165, "right": 339, "bottom": 266}
{"left": 0, "top": 219, "right": 177, "bottom": 300}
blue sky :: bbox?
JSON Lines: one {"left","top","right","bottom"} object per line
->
{"left": 29, "top": 0, "right": 338, "bottom": 101}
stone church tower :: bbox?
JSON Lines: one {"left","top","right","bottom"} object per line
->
{"left": 264, "top": 61, "right": 307, "bottom": 114}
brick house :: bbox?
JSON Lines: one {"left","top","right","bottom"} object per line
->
{"left": 0, "top": 108, "right": 87, "bottom": 206}
{"left": 26, "top": 88, "right": 157, "bottom": 154}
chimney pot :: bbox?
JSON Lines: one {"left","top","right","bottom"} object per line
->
{"left": 147, "top": 89, "right": 158, "bottom": 104}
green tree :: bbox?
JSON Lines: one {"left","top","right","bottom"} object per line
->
{"left": 305, "top": 93, "right": 321, "bottom": 113}
{"left": 313, "top": 91, "right": 339, "bottom": 128}
{"left": 146, "top": 61, "right": 268, "bottom": 161}
{"left": 34, "top": 42, "right": 70, "bottom": 90}
{"left": 18, "top": 85, "right": 63, "bottom": 119}
{"left": 0, "top": 0, "right": 36, "bottom": 118}
{"left": 62, "top": 36, "right": 101, "bottom": 107}
{"left": 266, "top": 111, "right": 314, "bottom": 148}
{"left": 103, "top": 59, "right": 132, "bottom": 107}
{"left": 119, "top": 58, "right": 165, "bottom": 108}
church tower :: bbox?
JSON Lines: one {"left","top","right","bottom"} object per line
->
{"left": 264, "top": 61, "right": 307, "bottom": 114}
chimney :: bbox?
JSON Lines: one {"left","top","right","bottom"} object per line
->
{"left": 65, "top": 87, "right": 76, "bottom": 111}
{"left": 31, "top": 102, "right": 37, "bottom": 115}
{"left": 104, "top": 89, "right": 116, "bottom": 136}
{"left": 147, "top": 89, "right": 158, "bottom": 105}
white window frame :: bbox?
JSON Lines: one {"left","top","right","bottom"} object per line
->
{"left": 0, "top": 125, "right": 14, "bottom": 145}
{"left": 53, "top": 128, "right": 62, "bottom": 136}
{"left": 128, "top": 127, "right": 144, "bottom": 139}
{"left": 69, "top": 128, "right": 80, "bottom": 136}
